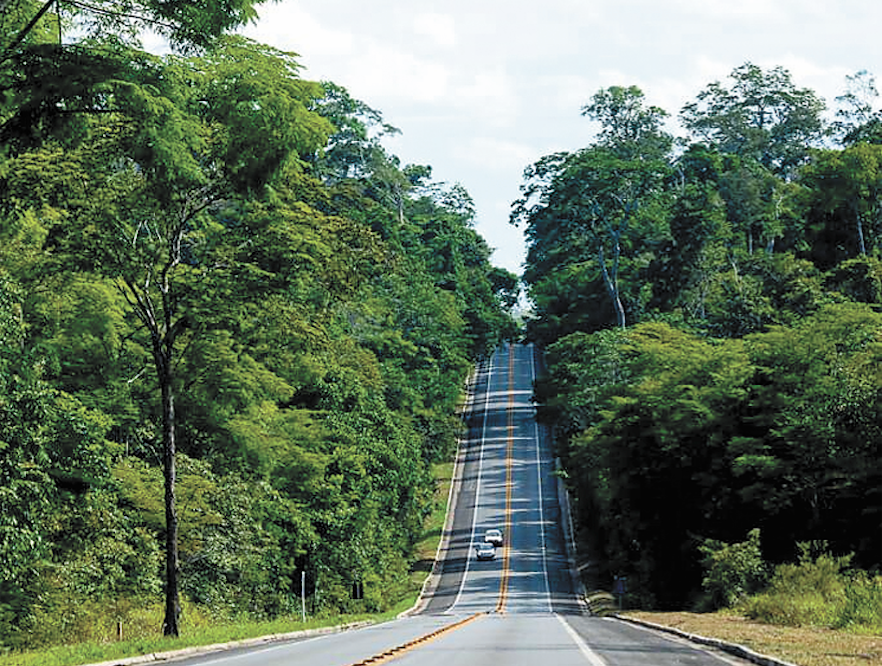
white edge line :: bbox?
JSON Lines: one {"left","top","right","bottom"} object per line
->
{"left": 530, "top": 343, "right": 553, "bottom": 613}
{"left": 445, "top": 352, "right": 494, "bottom": 613}
{"left": 557, "top": 614, "right": 608, "bottom": 666}
{"left": 405, "top": 364, "right": 478, "bottom": 616}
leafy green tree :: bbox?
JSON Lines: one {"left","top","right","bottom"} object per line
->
{"left": 647, "top": 144, "right": 730, "bottom": 317}
{"left": 568, "top": 322, "right": 754, "bottom": 605}
{"left": 1, "top": 6, "right": 517, "bottom": 641}
{"left": 680, "top": 62, "right": 826, "bottom": 178}
{"left": 800, "top": 143, "right": 882, "bottom": 267}
{"left": 523, "top": 66, "right": 882, "bottom": 608}
{"left": 833, "top": 70, "right": 882, "bottom": 146}
{"left": 0, "top": 0, "right": 271, "bottom": 154}
{"left": 524, "top": 263, "right": 612, "bottom": 343}
{"left": 738, "top": 304, "right": 882, "bottom": 563}
{"left": 0, "top": 352, "right": 53, "bottom": 646}
{"left": 533, "top": 328, "right": 627, "bottom": 443}
{"left": 515, "top": 146, "right": 671, "bottom": 329}
{"left": 698, "top": 528, "right": 768, "bottom": 610}
{"left": 718, "top": 155, "right": 786, "bottom": 255}
{"left": 515, "top": 86, "right": 671, "bottom": 331}
{"left": 581, "top": 85, "right": 672, "bottom": 160}
{"left": 0, "top": 274, "right": 136, "bottom": 646}
{"left": 312, "top": 81, "right": 402, "bottom": 184}
{"left": 21, "top": 36, "right": 333, "bottom": 636}
{"left": 690, "top": 251, "right": 828, "bottom": 337}
{"left": 826, "top": 255, "right": 882, "bottom": 304}
{"left": 3, "top": 0, "right": 267, "bottom": 54}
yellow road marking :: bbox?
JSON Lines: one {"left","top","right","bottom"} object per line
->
{"left": 347, "top": 613, "right": 485, "bottom": 666}
{"left": 495, "top": 344, "right": 516, "bottom": 614}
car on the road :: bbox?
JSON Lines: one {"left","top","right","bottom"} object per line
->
{"left": 483, "top": 528, "right": 503, "bottom": 546}
{"left": 475, "top": 542, "right": 496, "bottom": 560}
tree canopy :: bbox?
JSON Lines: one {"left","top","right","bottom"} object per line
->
{"left": 0, "top": 6, "right": 517, "bottom": 645}
{"left": 519, "top": 63, "right": 882, "bottom": 607}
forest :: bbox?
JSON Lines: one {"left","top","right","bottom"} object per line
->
{"left": 0, "top": 0, "right": 518, "bottom": 648}
{"left": 516, "top": 65, "right": 882, "bottom": 608}
{"left": 4, "top": 0, "right": 881, "bottom": 649}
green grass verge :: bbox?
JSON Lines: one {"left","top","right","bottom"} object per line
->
{"left": 0, "top": 611, "right": 381, "bottom": 666}
{"left": 408, "top": 461, "right": 455, "bottom": 591}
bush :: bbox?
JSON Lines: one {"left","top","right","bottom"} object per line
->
{"left": 698, "top": 528, "right": 768, "bottom": 610}
{"left": 835, "top": 571, "right": 882, "bottom": 632}
{"left": 745, "top": 543, "right": 852, "bottom": 628}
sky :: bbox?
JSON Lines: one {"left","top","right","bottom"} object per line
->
{"left": 242, "top": 0, "right": 881, "bottom": 276}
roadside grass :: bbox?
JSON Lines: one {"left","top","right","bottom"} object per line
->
{"left": 624, "top": 610, "right": 882, "bottom": 666}
{"left": 622, "top": 538, "right": 882, "bottom": 666}
{"left": 0, "top": 609, "right": 381, "bottom": 666}
{"left": 408, "top": 461, "right": 455, "bottom": 591}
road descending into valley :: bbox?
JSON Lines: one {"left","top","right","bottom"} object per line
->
{"left": 178, "top": 344, "right": 751, "bottom": 666}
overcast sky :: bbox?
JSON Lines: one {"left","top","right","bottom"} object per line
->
{"left": 243, "top": 0, "right": 881, "bottom": 276}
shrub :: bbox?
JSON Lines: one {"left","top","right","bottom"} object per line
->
{"left": 835, "top": 571, "right": 882, "bottom": 632}
{"left": 745, "top": 542, "right": 850, "bottom": 627}
{"left": 698, "top": 528, "right": 768, "bottom": 610}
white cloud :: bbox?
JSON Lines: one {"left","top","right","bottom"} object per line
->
{"left": 344, "top": 42, "right": 452, "bottom": 104}
{"left": 239, "top": 0, "right": 882, "bottom": 275}
{"left": 539, "top": 74, "right": 596, "bottom": 114}
{"left": 413, "top": 13, "right": 457, "bottom": 48}
{"left": 244, "top": 4, "right": 354, "bottom": 60}
{"left": 761, "top": 55, "right": 849, "bottom": 92}
{"left": 456, "top": 137, "right": 537, "bottom": 171}
{"left": 669, "top": 0, "right": 785, "bottom": 20}
{"left": 453, "top": 69, "right": 520, "bottom": 126}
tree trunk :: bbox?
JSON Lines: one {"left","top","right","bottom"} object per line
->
{"left": 855, "top": 203, "right": 867, "bottom": 255}
{"left": 159, "top": 358, "right": 181, "bottom": 636}
{"left": 597, "top": 242, "right": 626, "bottom": 329}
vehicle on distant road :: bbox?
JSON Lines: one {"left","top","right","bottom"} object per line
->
{"left": 475, "top": 542, "right": 496, "bottom": 560}
{"left": 483, "top": 528, "right": 503, "bottom": 546}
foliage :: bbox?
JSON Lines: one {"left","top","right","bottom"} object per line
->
{"left": 544, "top": 306, "right": 882, "bottom": 605}
{"left": 698, "top": 528, "right": 768, "bottom": 610}
{"left": 742, "top": 544, "right": 880, "bottom": 630}
{"left": 833, "top": 70, "right": 882, "bottom": 146}
{"left": 679, "top": 62, "right": 826, "bottom": 177}
{"left": 521, "top": 63, "right": 882, "bottom": 607}
{"left": 0, "top": 6, "right": 515, "bottom": 648}
{"left": 800, "top": 143, "right": 882, "bottom": 267}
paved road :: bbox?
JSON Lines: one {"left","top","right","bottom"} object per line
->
{"left": 175, "top": 344, "right": 751, "bottom": 666}
{"left": 421, "top": 342, "right": 580, "bottom": 616}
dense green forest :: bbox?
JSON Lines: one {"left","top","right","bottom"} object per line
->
{"left": 0, "top": 0, "right": 517, "bottom": 647}
{"left": 516, "top": 65, "right": 882, "bottom": 608}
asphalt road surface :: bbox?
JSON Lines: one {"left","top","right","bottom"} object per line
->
{"left": 177, "top": 344, "right": 752, "bottom": 666}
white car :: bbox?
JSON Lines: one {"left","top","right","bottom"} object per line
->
{"left": 483, "top": 529, "right": 503, "bottom": 546}
{"left": 475, "top": 542, "right": 496, "bottom": 560}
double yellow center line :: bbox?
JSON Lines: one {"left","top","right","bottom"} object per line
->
{"left": 346, "top": 345, "right": 519, "bottom": 666}
{"left": 494, "top": 343, "right": 516, "bottom": 613}
{"left": 348, "top": 613, "right": 485, "bottom": 666}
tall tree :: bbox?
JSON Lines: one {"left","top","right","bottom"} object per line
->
{"left": 0, "top": 0, "right": 270, "bottom": 154}
{"left": 581, "top": 84, "right": 672, "bottom": 160}
{"left": 801, "top": 143, "right": 882, "bottom": 267}
{"left": 37, "top": 37, "right": 332, "bottom": 636}
{"left": 833, "top": 70, "right": 882, "bottom": 146}
{"left": 647, "top": 144, "right": 731, "bottom": 317}
{"left": 1, "top": 0, "right": 267, "bottom": 56}
{"left": 515, "top": 88, "right": 671, "bottom": 331}
{"left": 680, "top": 62, "right": 826, "bottom": 178}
